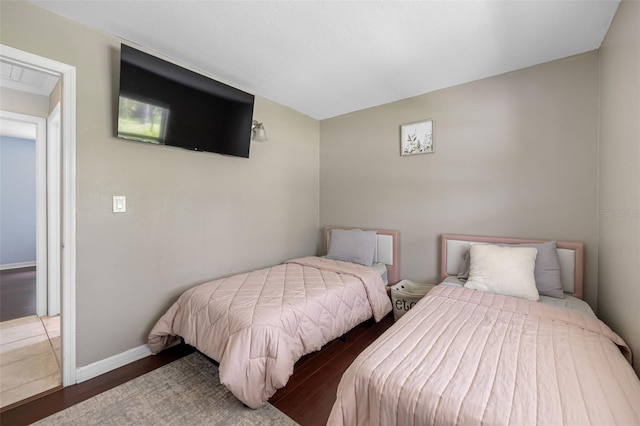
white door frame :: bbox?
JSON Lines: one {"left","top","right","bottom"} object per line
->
{"left": 0, "top": 111, "right": 47, "bottom": 317}
{"left": 0, "top": 44, "right": 77, "bottom": 386}
{"left": 47, "top": 103, "right": 61, "bottom": 317}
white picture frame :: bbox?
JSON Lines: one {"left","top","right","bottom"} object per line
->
{"left": 400, "top": 119, "right": 434, "bottom": 156}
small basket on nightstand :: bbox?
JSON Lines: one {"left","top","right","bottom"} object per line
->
{"left": 390, "top": 280, "right": 436, "bottom": 321}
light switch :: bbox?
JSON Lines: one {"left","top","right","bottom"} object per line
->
{"left": 113, "top": 195, "right": 126, "bottom": 213}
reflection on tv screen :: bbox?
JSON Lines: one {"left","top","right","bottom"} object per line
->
{"left": 117, "top": 96, "right": 169, "bottom": 144}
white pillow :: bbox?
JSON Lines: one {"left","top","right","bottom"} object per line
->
{"left": 464, "top": 244, "right": 540, "bottom": 301}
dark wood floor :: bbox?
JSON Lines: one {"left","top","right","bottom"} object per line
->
{"left": 0, "top": 313, "right": 394, "bottom": 426}
{"left": 0, "top": 267, "right": 36, "bottom": 322}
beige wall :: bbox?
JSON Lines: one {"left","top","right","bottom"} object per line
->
{"left": 321, "top": 52, "right": 600, "bottom": 307}
{"left": 49, "top": 79, "right": 62, "bottom": 113}
{"left": 598, "top": 0, "right": 640, "bottom": 376}
{"left": 0, "top": 1, "right": 320, "bottom": 366}
{"left": 0, "top": 86, "right": 49, "bottom": 117}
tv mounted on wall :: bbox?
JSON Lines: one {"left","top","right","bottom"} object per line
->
{"left": 117, "top": 44, "right": 255, "bottom": 158}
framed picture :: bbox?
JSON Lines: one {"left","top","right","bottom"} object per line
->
{"left": 400, "top": 119, "right": 434, "bottom": 156}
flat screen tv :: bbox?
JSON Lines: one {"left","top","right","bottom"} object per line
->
{"left": 117, "top": 44, "right": 255, "bottom": 158}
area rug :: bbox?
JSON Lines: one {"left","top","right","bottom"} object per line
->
{"left": 34, "top": 352, "right": 299, "bottom": 425}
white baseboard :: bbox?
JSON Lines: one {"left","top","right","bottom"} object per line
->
{"left": 75, "top": 344, "right": 152, "bottom": 383}
{"left": 0, "top": 261, "right": 36, "bottom": 271}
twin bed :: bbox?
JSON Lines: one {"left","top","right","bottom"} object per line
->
{"left": 148, "top": 226, "right": 399, "bottom": 408}
{"left": 148, "top": 230, "right": 640, "bottom": 425}
{"left": 328, "top": 234, "right": 640, "bottom": 425}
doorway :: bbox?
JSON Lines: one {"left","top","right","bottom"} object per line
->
{"left": 0, "top": 110, "right": 59, "bottom": 408}
{"left": 0, "top": 45, "right": 76, "bottom": 409}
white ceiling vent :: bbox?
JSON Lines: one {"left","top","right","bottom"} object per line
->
{"left": 0, "top": 61, "right": 60, "bottom": 96}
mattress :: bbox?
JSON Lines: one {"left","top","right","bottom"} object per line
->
{"left": 440, "top": 276, "right": 595, "bottom": 316}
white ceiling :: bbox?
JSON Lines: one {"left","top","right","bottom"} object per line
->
{"left": 30, "top": 1, "right": 619, "bottom": 120}
{"left": 0, "top": 61, "right": 59, "bottom": 96}
{"left": 0, "top": 61, "right": 56, "bottom": 140}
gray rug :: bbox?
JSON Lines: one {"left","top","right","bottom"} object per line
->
{"left": 35, "top": 353, "right": 299, "bottom": 425}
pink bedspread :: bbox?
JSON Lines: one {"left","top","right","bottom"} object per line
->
{"left": 148, "top": 256, "right": 391, "bottom": 408}
{"left": 329, "top": 285, "right": 640, "bottom": 426}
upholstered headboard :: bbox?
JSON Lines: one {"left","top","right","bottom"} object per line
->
{"left": 440, "top": 234, "right": 584, "bottom": 299}
{"left": 324, "top": 226, "right": 400, "bottom": 285}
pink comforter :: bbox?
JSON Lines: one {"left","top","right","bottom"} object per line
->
{"left": 329, "top": 285, "right": 640, "bottom": 426}
{"left": 148, "top": 256, "right": 391, "bottom": 408}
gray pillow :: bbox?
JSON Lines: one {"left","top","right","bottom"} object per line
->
{"left": 457, "top": 241, "right": 564, "bottom": 298}
{"left": 326, "top": 229, "right": 377, "bottom": 267}
{"left": 457, "top": 250, "right": 471, "bottom": 280}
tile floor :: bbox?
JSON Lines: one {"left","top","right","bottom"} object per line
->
{"left": 0, "top": 315, "right": 61, "bottom": 408}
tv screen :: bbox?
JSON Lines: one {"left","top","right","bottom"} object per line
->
{"left": 117, "top": 44, "right": 255, "bottom": 158}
